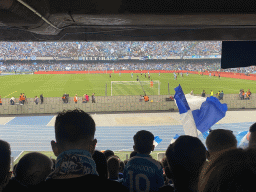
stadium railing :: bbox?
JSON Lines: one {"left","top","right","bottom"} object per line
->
{"left": 0, "top": 94, "right": 255, "bottom": 115}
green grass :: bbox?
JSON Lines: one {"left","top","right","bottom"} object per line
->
{"left": 0, "top": 73, "right": 255, "bottom": 98}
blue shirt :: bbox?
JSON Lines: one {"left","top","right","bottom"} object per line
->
{"left": 123, "top": 153, "right": 164, "bottom": 192}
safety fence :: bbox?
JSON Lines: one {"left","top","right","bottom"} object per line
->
{"left": 0, "top": 94, "right": 251, "bottom": 106}
{"left": 0, "top": 95, "right": 255, "bottom": 115}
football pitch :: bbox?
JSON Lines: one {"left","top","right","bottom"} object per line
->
{"left": 0, "top": 73, "right": 255, "bottom": 98}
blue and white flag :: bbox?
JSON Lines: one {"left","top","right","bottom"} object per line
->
{"left": 236, "top": 131, "right": 250, "bottom": 149}
{"left": 174, "top": 84, "right": 228, "bottom": 137}
{"left": 170, "top": 134, "right": 180, "bottom": 144}
{"left": 153, "top": 136, "right": 162, "bottom": 147}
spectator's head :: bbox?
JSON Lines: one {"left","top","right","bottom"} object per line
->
{"left": 198, "top": 148, "right": 256, "bottom": 192}
{"left": 51, "top": 109, "right": 97, "bottom": 156}
{"left": 107, "top": 156, "right": 120, "bottom": 179}
{"left": 103, "top": 150, "right": 115, "bottom": 160}
{"left": 206, "top": 129, "right": 237, "bottom": 158}
{"left": 133, "top": 130, "right": 155, "bottom": 155}
{"left": 92, "top": 150, "right": 108, "bottom": 178}
{"left": 0, "top": 140, "right": 11, "bottom": 190}
{"left": 165, "top": 135, "right": 206, "bottom": 191}
{"left": 14, "top": 152, "right": 53, "bottom": 186}
{"left": 249, "top": 122, "right": 256, "bottom": 148}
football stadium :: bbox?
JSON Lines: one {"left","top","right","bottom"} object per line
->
{"left": 1, "top": 1, "right": 256, "bottom": 191}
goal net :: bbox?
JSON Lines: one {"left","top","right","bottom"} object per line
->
{"left": 111, "top": 80, "right": 160, "bottom": 96}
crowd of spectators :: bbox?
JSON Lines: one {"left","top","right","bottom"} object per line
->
{"left": 1, "top": 62, "right": 255, "bottom": 74}
{"left": 0, "top": 61, "right": 222, "bottom": 72}
{"left": 1, "top": 109, "right": 256, "bottom": 192}
{"left": 0, "top": 41, "right": 221, "bottom": 58}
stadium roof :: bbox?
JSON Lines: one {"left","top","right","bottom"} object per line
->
{"left": 0, "top": 0, "right": 256, "bottom": 41}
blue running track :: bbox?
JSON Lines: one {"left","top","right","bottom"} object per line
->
{"left": 0, "top": 116, "right": 254, "bottom": 160}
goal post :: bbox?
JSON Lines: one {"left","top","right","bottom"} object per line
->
{"left": 111, "top": 80, "right": 160, "bottom": 96}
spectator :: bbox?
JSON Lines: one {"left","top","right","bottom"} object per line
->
{"left": 242, "top": 89, "right": 245, "bottom": 100}
{"left": 74, "top": 94, "right": 78, "bottom": 104}
{"left": 201, "top": 90, "right": 206, "bottom": 97}
{"left": 61, "top": 94, "right": 65, "bottom": 104}
{"left": 85, "top": 94, "right": 89, "bottom": 103}
{"left": 92, "top": 93, "right": 96, "bottom": 103}
{"left": 82, "top": 94, "right": 87, "bottom": 103}
{"left": 39, "top": 109, "right": 128, "bottom": 192}
{"left": 107, "top": 156, "right": 123, "bottom": 183}
{"left": 0, "top": 140, "right": 12, "bottom": 192}
{"left": 248, "top": 122, "right": 256, "bottom": 149}
{"left": 198, "top": 148, "right": 256, "bottom": 192}
{"left": 219, "top": 90, "right": 224, "bottom": 100}
{"left": 244, "top": 91, "right": 248, "bottom": 100}
{"left": 122, "top": 130, "right": 164, "bottom": 192}
{"left": 144, "top": 95, "right": 149, "bottom": 102}
{"left": 22, "top": 93, "right": 25, "bottom": 105}
{"left": 92, "top": 150, "right": 108, "bottom": 179}
{"left": 239, "top": 89, "right": 243, "bottom": 100}
{"left": 205, "top": 129, "right": 237, "bottom": 160}
{"left": 19, "top": 93, "right": 22, "bottom": 105}
{"left": 162, "top": 135, "right": 206, "bottom": 192}
{"left": 40, "top": 94, "right": 43, "bottom": 104}
{"left": 247, "top": 89, "right": 252, "bottom": 99}
{"left": 103, "top": 150, "right": 115, "bottom": 160}
{"left": 10, "top": 97, "right": 15, "bottom": 105}
{"left": 13, "top": 152, "right": 52, "bottom": 187}
{"left": 139, "top": 95, "right": 144, "bottom": 102}
{"left": 34, "top": 96, "right": 39, "bottom": 105}
{"left": 216, "top": 91, "right": 220, "bottom": 99}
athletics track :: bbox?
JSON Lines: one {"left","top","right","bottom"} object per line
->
{"left": 0, "top": 111, "right": 255, "bottom": 160}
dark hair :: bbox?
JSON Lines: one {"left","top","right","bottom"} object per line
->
{"left": 92, "top": 150, "right": 108, "bottom": 178}
{"left": 0, "top": 140, "right": 11, "bottom": 184}
{"left": 107, "top": 156, "right": 120, "bottom": 177}
{"left": 206, "top": 129, "right": 237, "bottom": 153}
{"left": 199, "top": 148, "right": 256, "bottom": 192}
{"left": 165, "top": 136, "right": 206, "bottom": 189}
{"left": 103, "top": 150, "right": 115, "bottom": 160}
{"left": 14, "top": 152, "right": 52, "bottom": 186}
{"left": 133, "top": 130, "right": 154, "bottom": 154}
{"left": 249, "top": 122, "right": 256, "bottom": 132}
{"left": 54, "top": 109, "right": 95, "bottom": 145}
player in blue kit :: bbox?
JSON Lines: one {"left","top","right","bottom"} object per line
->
{"left": 122, "top": 130, "right": 164, "bottom": 192}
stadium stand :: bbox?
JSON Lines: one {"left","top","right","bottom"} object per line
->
{"left": 0, "top": 41, "right": 221, "bottom": 58}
